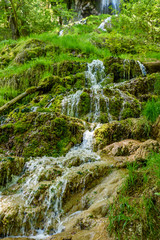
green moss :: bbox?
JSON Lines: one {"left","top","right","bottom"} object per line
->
{"left": 0, "top": 112, "right": 84, "bottom": 158}
{"left": 109, "top": 97, "right": 122, "bottom": 119}
{"left": 0, "top": 156, "right": 25, "bottom": 187}
{"left": 53, "top": 61, "right": 87, "bottom": 77}
{"left": 14, "top": 122, "right": 30, "bottom": 134}
{"left": 79, "top": 91, "right": 90, "bottom": 116}
{"left": 94, "top": 117, "right": 152, "bottom": 150}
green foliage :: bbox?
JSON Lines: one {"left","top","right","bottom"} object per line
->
{"left": 118, "top": 0, "right": 160, "bottom": 42}
{"left": 147, "top": 153, "right": 160, "bottom": 185}
{"left": 154, "top": 75, "right": 160, "bottom": 95}
{"left": 0, "top": 0, "right": 75, "bottom": 40}
{"left": 108, "top": 153, "right": 160, "bottom": 239}
{"left": 143, "top": 99, "right": 160, "bottom": 123}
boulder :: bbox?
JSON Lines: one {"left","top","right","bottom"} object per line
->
{"left": 94, "top": 117, "right": 152, "bottom": 150}
{"left": 100, "top": 139, "right": 160, "bottom": 167}
{"left": 144, "top": 61, "right": 160, "bottom": 74}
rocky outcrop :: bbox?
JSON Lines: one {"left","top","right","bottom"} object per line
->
{"left": 0, "top": 113, "right": 85, "bottom": 157}
{"left": 94, "top": 117, "right": 152, "bottom": 150}
{"left": 0, "top": 155, "right": 25, "bottom": 186}
{"left": 75, "top": 0, "right": 98, "bottom": 17}
{"left": 66, "top": 0, "right": 98, "bottom": 17}
{"left": 103, "top": 57, "right": 143, "bottom": 82}
{"left": 100, "top": 139, "right": 160, "bottom": 167}
{"left": 111, "top": 73, "right": 157, "bottom": 97}
{"left": 144, "top": 61, "right": 160, "bottom": 74}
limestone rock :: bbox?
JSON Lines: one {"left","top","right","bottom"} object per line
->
{"left": 100, "top": 139, "right": 160, "bottom": 167}
{"left": 112, "top": 73, "right": 158, "bottom": 97}
{"left": 94, "top": 117, "right": 152, "bottom": 150}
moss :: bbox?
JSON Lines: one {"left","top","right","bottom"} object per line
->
{"left": 14, "top": 122, "right": 31, "bottom": 134}
{"left": 103, "top": 57, "right": 142, "bottom": 82}
{"left": 109, "top": 97, "right": 122, "bottom": 119}
{"left": 0, "top": 124, "right": 13, "bottom": 143}
{"left": 99, "top": 113, "right": 109, "bottom": 123}
{"left": 0, "top": 112, "right": 84, "bottom": 158}
{"left": 94, "top": 117, "right": 152, "bottom": 150}
{"left": 79, "top": 91, "right": 90, "bottom": 116}
{"left": 0, "top": 156, "right": 25, "bottom": 186}
{"left": 53, "top": 61, "right": 87, "bottom": 77}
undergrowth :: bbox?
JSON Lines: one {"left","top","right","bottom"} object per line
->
{"left": 108, "top": 153, "right": 160, "bottom": 240}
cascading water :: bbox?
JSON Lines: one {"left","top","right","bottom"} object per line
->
{"left": 0, "top": 58, "right": 146, "bottom": 239}
{"left": 1, "top": 127, "right": 102, "bottom": 239}
{"left": 137, "top": 60, "right": 147, "bottom": 76}
{"left": 62, "top": 60, "right": 112, "bottom": 123}
{"left": 100, "top": 0, "right": 120, "bottom": 14}
{"left": 0, "top": 61, "right": 108, "bottom": 239}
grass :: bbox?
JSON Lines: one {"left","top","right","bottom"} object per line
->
{"left": 0, "top": 87, "right": 21, "bottom": 107}
{"left": 108, "top": 153, "right": 160, "bottom": 240}
{"left": 142, "top": 98, "right": 160, "bottom": 123}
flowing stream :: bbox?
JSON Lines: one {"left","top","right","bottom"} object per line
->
{"left": 0, "top": 59, "right": 147, "bottom": 239}
{"left": 62, "top": 60, "right": 112, "bottom": 122}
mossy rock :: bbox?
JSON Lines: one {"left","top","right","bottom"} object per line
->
{"left": 94, "top": 117, "right": 152, "bottom": 150}
{"left": 79, "top": 91, "right": 91, "bottom": 115}
{"left": 103, "top": 57, "right": 142, "bottom": 82}
{"left": 52, "top": 61, "right": 87, "bottom": 77}
{"left": 114, "top": 73, "right": 158, "bottom": 98}
{"left": 0, "top": 156, "right": 25, "bottom": 186}
{"left": 0, "top": 112, "right": 85, "bottom": 158}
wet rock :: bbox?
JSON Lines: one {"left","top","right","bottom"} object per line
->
{"left": 103, "top": 57, "right": 143, "bottom": 82}
{"left": 112, "top": 73, "right": 158, "bottom": 98}
{"left": 0, "top": 113, "right": 85, "bottom": 157}
{"left": 48, "top": 170, "right": 124, "bottom": 240}
{"left": 0, "top": 156, "right": 25, "bottom": 186}
{"left": 100, "top": 139, "right": 160, "bottom": 167}
{"left": 74, "top": 0, "right": 98, "bottom": 18}
{"left": 94, "top": 117, "right": 152, "bottom": 150}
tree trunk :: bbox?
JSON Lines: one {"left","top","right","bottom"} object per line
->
{"left": 0, "top": 87, "right": 39, "bottom": 115}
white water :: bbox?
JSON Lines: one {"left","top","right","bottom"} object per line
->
{"left": 1, "top": 60, "right": 108, "bottom": 239}
{"left": 61, "top": 90, "right": 82, "bottom": 117}
{"left": 98, "top": 16, "right": 112, "bottom": 31}
{"left": 1, "top": 58, "right": 145, "bottom": 239}
{"left": 100, "top": 0, "right": 120, "bottom": 14}
{"left": 137, "top": 61, "right": 147, "bottom": 76}
{"left": 3, "top": 124, "right": 101, "bottom": 239}
{"left": 62, "top": 60, "right": 112, "bottom": 123}
{"left": 59, "top": 30, "right": 64, "bottom": 36}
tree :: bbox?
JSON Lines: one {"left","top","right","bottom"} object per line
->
{"left": 119, "top": 0, "right": 160, "bottom": 42}
{"left": 0, "top": 0, "right": 75, "bottom": 40}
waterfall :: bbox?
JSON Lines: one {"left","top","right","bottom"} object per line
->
{"left": 137, "top": 61, "right": 147, "bottom": 76}
{"left": 62, "top": 60, "right": 112, "bottom": 123}
{"left": 0, "top": 60, "right": 111, "bottom": 239}
{"left": 100, "top": 0, "right": 120, "bottom": 14}
{"left": 5, "top": 125, "right": 101, "bottom": 239}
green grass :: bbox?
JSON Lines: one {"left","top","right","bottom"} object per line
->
{"left": 0, "top": 87, "right": 21, "bottom": 107}
{"left": 143, "top": 98, "right": 160, "bottom": 123}
{"left": 0, "top": 57, "right": 52, "bottom": 76}
{"left": 108, "top": 152, "right": 160, "bottom": 240}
